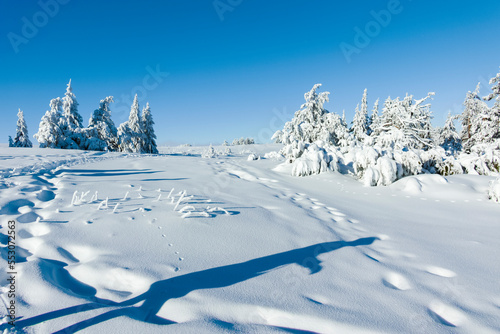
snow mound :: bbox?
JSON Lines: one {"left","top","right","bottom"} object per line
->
{"left": 488, "top": 177, "right": 500, "bottom": 202}
{"left": 291, "top": 144, "right": 331, "bottom": 177}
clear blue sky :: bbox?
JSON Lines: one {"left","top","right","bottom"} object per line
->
{"left": 1, "top": 0, "right": 499, "bottom": 145}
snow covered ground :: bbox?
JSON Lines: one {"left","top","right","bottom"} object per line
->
{"left": 1, "top": 144, "right": 499, "bottom": 333}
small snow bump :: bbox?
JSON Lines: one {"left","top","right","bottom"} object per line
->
{"left": 428, "top": 301, "right": 466, "bottom": 327}
{"left": 426, "top": 266, "right": 456, "bottom": 278}
{"left": 382, "top": 272, "right": 411, "bottom": 291}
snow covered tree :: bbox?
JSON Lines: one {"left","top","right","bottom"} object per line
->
{"left": 222, "top": 140, "right": 229, "bottom": 146}
{"left": 375, "top": 93, "right": 435, "bottom": 150}
{"left": 461, "top": 83, "right": 488, "bottom": 152}
{"left": 83, "top": 96, "right": 118, "bottom": 151}
{"left": 62, "top": 79, "right": 83, "bottom": 130}
{"left": 8, "top": 136, "right": 14, "bottom": 147}
{"left": 351, "top": 89, "right": 369, "bottom": 141}
{"left": 34, "top": 98, "right": 64, "bottom": 148}
{"left": 484, "top": 67, "right": 500, "bottom": 106}
{"left": 141, "top": 102, "right": 158, "bottom": 154}
{"left": 202, "top": 144, "right": 217, "bottom": 158}
{"left": 273, "top": 84, "right": 331, "bottom": 144}
{"left": 117, "top": 122, "right": 133, "bottom": 152}
{"left": 118, "top": 94, "right": 144, "bottom": 153}
{"left": 60, "top": 79, "right": 84, "bottom": 149}
{"left": 368, "top": 98, "right": 379, "bottom": 136}
{"left": 321, "top": 111, "right": 352, "bottom": 148}
{"left": 438, "top": 112, "right": 461, "bottom": 155}
{"left": 479, "top": 68, "right": 500, "bottom": 143}
{"left": 13, "top": 109, "right": 33, "bottom": 147}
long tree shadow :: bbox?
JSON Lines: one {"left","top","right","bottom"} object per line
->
{"left": 11, "top": 237, "right": 377, "bottom": 333}
{"left": 50, "top": 168, "right": 162, "bottom": 178}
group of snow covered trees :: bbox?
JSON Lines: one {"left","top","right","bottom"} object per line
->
{"left": 21, "top": 80, "right": 158, "bottom": 153}
{"left": 273, "top": 67, "right": 500, "bottom": 186}
{"left": 224, "top": 137, "right": 255, "bottom": 146}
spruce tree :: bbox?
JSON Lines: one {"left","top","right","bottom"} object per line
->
{"left": 86, "top": 96, "right": 119, "bottom": 151}
{"left": 481, "top": 67, "right": 500, "bottom": 143}
{"left": 118, "top": 94, "right": 144, "bottom": 152}
{"left": 272, "top": 84, "right": 330, "bottom": 144}
{"left": 439, "top": 112, "right": 461, "bottom": 155}
{"left": 34, "top": 98, "right": 64, "bottom": 148}
{"left": 141, "top": 102, "right": 158, "bottom": 154}
{"left": 61, "top": 79, "right": 84, "bottom": 149}
{"left": 351, "top": 89, "right": 369, "bottom": 142}
{"left": 461, "top": 83, "right": 489, "bottom": 151}
{"left": 368, "top": 98, "right": 379, "bottom": 136}
{"left": 14, "top": 109, "right": 33, "bottom": 147}
{"left": 62, "top": 79, "right": 83, "bottom": 130}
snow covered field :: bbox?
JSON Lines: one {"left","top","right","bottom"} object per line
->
{"left": 1, "top": 144, "right": 500, "bottom": 333}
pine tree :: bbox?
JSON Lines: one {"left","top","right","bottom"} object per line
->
{"left": 322, "top": 111, "right": 352, "bottom": 148}
{"left": 86, "top": 96, "right": 119, "bottom": 151}
{"left": 117, "top": 122, "right": 133, "bottom": 152}
{"left": 118, "top": 94, "right": 144, "bottom": 152}
{"left": 13, "top": 109, "right": 33, "bottom": 147}
{"left": 272, "top": 84, "right": 330, "bottom": 144}
{"left": 8, "top": 136, "right": 14, "bottom": 147}
{"left": 438, "top": 112, "right": 461, "bottom": 155}
{"left": 60, "top": 79, "right": 84, "bottom": 149}
{"left": 375, "top": 93, "right": 434, "bottom": 150}
{"left": 484, "top": 67, "right": 500, "bottom": 106}
{"left": 141, "top": 102, "right": 158, "bottom": 154}
{"left": 461, "top": 83, "right": 489, "bottom": 151}
{"left": 34, "top": 98, "right": 64, "bottom": 148}
{"left": 480, "top": 67, "right": 500, "bottom": 143}
{"left": 62, "top": 79, "right": 83, "bottom": 130}
{"left": 368, "top": 98, "right": 379, "bottom": 136}
{"left": 351, "top": 89, "right": 369, "bottom": 142}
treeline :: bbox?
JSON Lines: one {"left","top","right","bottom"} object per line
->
{"left": 273, "top": 67, "right": 500, "bottom": 185}
{"left": 9, "top": 80, "right": 158, "bottom": 154}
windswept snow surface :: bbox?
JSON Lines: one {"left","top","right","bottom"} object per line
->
{"left": 1, "top": 144, "right": 499, "bottom": 333}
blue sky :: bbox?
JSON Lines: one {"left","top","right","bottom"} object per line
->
{"left": 1, "top": 0, "right": 499, "bottom": 145}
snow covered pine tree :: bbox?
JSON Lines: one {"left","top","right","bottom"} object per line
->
{"left": 118, "top": 94, "right": 145, "bottom": 153}
{"left": 13, "top": 109, "right": 33, "bottom": 147}
{"left": 141, "top": 102, "right": 159, "bottom": 154}
{"left": 34, "top": 98, "right": 64, "bottom": 148}
{"left": 85, "top": 96, "right": 119, "bottom": 151}
{"left": 60, "top": 79, "right": 85, "bottom": 149}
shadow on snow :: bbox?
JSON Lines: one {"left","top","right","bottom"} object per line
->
{"left": 10, "top": 237, "right": 378, "bottom": 333}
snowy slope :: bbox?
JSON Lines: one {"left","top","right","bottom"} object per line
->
{"left": 1, "top": 145, "right": 499, "bottom": 333}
